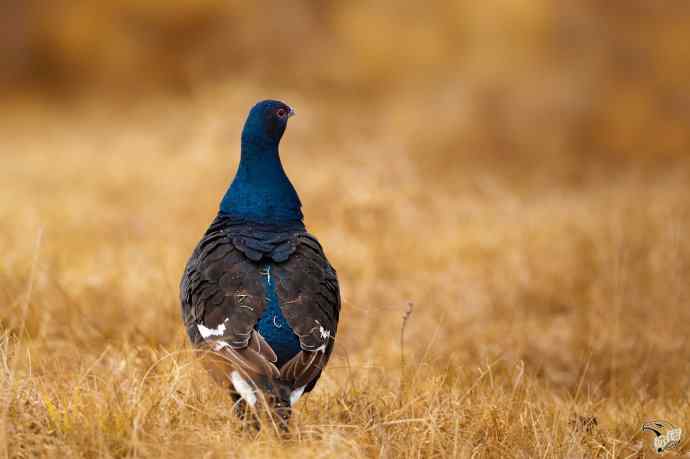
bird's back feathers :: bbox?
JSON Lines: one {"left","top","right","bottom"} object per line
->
{"left": 180, "top": 214, "right": 340, "bottom": 411}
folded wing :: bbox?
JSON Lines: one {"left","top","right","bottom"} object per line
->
{"left": 272, "top": 234, "right": 341, "bottom": 390}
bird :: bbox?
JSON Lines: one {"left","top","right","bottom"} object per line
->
{"left": 180, "top": 100, "right": 341, "bottom": 429}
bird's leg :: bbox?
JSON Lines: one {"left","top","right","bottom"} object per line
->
{"left": 272, "top": 400, "right": 291, "bottom": 433}
{"left": 262, "top": 383, "right": 292, "bottom": 433}
{"left": 232, "top": 395, "right": 260, "bottom": 430}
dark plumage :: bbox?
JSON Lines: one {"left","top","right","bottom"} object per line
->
{"left": 180, "top": 100, "right": 340, "bottom": 428}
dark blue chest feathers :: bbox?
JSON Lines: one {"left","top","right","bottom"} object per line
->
{"left": 255, "top": 264, "right": 300, "bottom": 367}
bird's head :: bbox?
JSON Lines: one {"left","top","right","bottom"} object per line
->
{"left": 241, "top": 99, "right": 295, "bottom": 149}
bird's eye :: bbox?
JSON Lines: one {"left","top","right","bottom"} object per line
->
{"left": 276, "top": 108, "right": 287, "bottom": 118}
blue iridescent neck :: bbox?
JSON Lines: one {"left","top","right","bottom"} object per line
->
{"left": 219, "top": 136, "right": 303, "bottom": 224}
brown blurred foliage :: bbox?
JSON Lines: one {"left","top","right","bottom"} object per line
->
{"left": 2, "top": 4, "right": 690, "bottom": 456}
{"left": 1, "top": 1, "right": 689, "bottom": 161}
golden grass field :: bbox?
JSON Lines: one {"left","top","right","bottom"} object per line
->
{"left": 2, "top": 2, "right": 690, "bottom": 457}
{"left": 1, "top": 86, "right": 689, "bottom": 458}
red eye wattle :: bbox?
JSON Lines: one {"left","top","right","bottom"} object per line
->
{"left": 276, "top": 108, "right": 286, "bottom": 118}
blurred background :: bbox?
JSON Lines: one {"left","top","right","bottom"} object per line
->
{"left": 2, "top": 0, "right": 689, "bottom": 163}
{"left": 2, "top": 2, "right": 690, "bottom": 456}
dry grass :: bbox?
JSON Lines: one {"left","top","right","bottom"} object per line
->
{"left": 1, "top": 87, "right": 689, "bottom": 458}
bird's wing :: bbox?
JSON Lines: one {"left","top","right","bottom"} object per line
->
{"left": 271, "top": 233, "right": 341, "bottom": 389}
{"left": 180, "top": 228, "right": 280, "bottom": 382}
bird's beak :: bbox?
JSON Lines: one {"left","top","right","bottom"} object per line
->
{"left": 287, "top": 106, "right": 296, "bottom": 118}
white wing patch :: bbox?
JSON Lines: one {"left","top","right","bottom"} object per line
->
{"left": 319, "top": 326, "right": 331, "bottom": 339}
{"left": 197, "top": 318, "right": 228, "bottom": 338}
{"left": 289, "top": 385, "right": 306, "bottom": 406}
{"left": 230, "top": 371, "right": 257, "bottom": 406}
{"left": 309, "top": 321, "right": 330, "bottom": 352}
